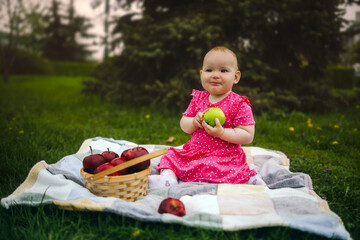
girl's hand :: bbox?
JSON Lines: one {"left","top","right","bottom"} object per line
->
{"left": 193, "top": 110, "right": 206, "bottom": 129}
{"left": 202, "top": 118, "right": 225, "bottom": 138}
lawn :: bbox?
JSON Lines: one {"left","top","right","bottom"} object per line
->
{"left": 0, "top": 75, "right": 359, "bottom": 239}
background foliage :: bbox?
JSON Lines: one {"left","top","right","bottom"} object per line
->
{"left": 41, "top": 0, "right": 95, "bottom": 61}
{"left": 0, "top": 0, "right": 95, "bottom": 82}
{"left": 0, "top": 48, "right": 97, "bottom": 76}
{"left": 83, "top": 0, "right": 359, "bottom": 113}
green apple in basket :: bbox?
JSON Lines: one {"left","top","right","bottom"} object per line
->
{"left": 203, "top": 107, "right": 226, "bottom": 127}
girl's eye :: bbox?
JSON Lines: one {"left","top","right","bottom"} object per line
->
{"left": 221, "top": 69, "right": 228, "bottom": 73}
{"left": 205, "top": 69, "right": 212, "bottom": 72}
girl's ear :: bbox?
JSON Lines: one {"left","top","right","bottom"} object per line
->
{"left": 234, "top": 70, "right": 241, "bottom": 84}
{"left": 200, "top": 70, "right": 203, "bottom": 77}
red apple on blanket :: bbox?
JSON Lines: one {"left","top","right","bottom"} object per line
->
{"left": 110, "top": 157, "right": 128, "bottom": 175}
{"left": 158, "top": 198, "right": 186, "bottom": 217}
{"left": 101, "top": 148, "right": 119, "bottom": 162}
{"left": 94, "top": 163, "right": 120, "bottom": 176}
{"left": 124, "top": 147, "right": 150, "bottom": 172}
{"left": 83, "top": 146, "right": 107, "bottom": 173}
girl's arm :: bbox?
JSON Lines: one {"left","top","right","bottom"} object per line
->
{"left": 202, "top": 119, "right": 255, "bottom": 145}
{"left": 180, "top": 111, "right": 205, "bottom": 134}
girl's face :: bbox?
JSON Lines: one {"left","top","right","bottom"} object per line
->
{"left": 200, "top": 50, "right": 241, "bottom": 97}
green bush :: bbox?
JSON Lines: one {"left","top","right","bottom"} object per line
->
{"left": 49, "top": 61, "right": 98, "bottom": 76}
{"left": 82, "top": 55, "right": 199, "bottom": 111}
{"left": 354, "top": 76, "right": 360, "bottom": 87}
{"left": 0, "top": 48, "right": 52, "bottom": 75}
{"left": 331, "top": 88, "right": 360, "bottom": 107}
{"left": 326, "top": 66, "right": 355, "bottom": 89}
{"left": 235, "top": 86, "right": 301, "bottom": 114}
{"left": 85, "top": 59, "right": 354, "bottom": 114}
{"left": 0, "top": 48, "right": 98, "bottom": 77}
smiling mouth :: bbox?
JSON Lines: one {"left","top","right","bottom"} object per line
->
{"left": 210, "top": 82, "right": 221, "bottom": 86}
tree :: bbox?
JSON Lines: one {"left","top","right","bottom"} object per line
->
{"left": 343, "top": 16, "right": 360, "bottom": 64}
{"left": 42, "top": 0, "right": 95, "bottom": 61}
{"left": 84, "top": 0, "right": 353, "bottom": 112}
{"left": 0, "top": 0, "right": 52, "bottom": 81}
{"left": 0, "top": 0, "right": 95, "bottom": 82}
{"left": 65, "top": 0, "right": 96, "bottom": 61}
{"left": 349, "top": 39, "right": 360, "bottom": 63}
{"left": 0, "top": 0, "right": 25, "bottom": 82}
{"left": 90, "top": 0, "right": 128, "bottom": 59}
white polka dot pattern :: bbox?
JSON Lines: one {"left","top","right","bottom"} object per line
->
{"left": 156, "top": 90, "right": 257, "bottom": 184}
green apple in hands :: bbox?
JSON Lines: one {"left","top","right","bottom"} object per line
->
{"left": 202, "top": 107, "right": 226, "bottom": 127}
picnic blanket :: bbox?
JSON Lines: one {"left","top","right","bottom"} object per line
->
{"left": 1, "top": 137, "right": 352, "bottom": 239}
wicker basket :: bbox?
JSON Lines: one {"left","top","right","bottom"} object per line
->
{"left": 80, "top": 148, "right": 167, "bottom": 202}
{"left": 80, "top": 167, "right": 150, "bottom": 201}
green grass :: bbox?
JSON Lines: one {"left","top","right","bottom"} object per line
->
{"left": 0, "top": 75, "right": 359, "bottom": 239}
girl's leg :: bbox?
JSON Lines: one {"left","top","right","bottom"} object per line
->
{"left": 148, "top": 169, "right": 179, "bottom": 189}
{"left": 247, "top": 174, "right": 266, "bottom": 186}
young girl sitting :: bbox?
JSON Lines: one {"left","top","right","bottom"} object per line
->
{"left": 149, "top": 46, "right": 265, "bottom": 188}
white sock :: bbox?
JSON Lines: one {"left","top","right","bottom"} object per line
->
{"left": 148, "top": 169, "right": 178, "bottom": 189}
{"left": 247, "top": 174, "right": 266, "bottom": 186}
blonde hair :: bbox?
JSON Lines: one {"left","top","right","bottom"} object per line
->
{"left": 204, "top": 46, "right": 239, "bottom": 70}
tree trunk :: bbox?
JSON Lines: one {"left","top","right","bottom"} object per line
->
{"left": 3, "top": 68, "right": 9, "bottom": 83}
{"left": 1, "top": 51, "right": 16, "bottom": 84}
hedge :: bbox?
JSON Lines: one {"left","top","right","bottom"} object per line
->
{"left": 326, "top": 66, "right": 355, "bottom": 89}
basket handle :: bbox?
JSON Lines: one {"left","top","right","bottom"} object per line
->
{"left": 88, "top": 148, "right": 168, "bottom": 181}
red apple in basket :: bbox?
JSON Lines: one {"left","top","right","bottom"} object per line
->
{"left": 110, "top": 157, "right": 128, "bottom": 175}
{"left": 83, "top": 146, "right": 107, "bottom": 173}
{"left": 124, "top": 147, "right": 150, "bottom": 172}
{"left": 158, "top": 198, "right": 186, "bottom": 217}
{"left": 120, "top": 149, "right": 129, "bottom": 158}
{"left": 94, "top": 163, "right": 120, "bottom": 176}
{"left": 101, "top": 148, "right": 119, "bottom": 162}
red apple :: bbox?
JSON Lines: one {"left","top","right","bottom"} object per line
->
{"left": 83, "top": 146, "right": 107, "bottom": 173}
{"left": 158, "top": 198, "right": 186, "bottom": 217}
{"left": 110, "top": 157, "right": 128, "bottom": 175}
{"left": 124, "top": 147, "right": 150, "bottom": 172}
{"left": 101, "top": 148, "right": 119, "bottom": 162}
{"left": 93, "top": 163, "right": 120, "bottom": 176}
{"left": 120, "top": 149, "right": 129, "bottom": 158}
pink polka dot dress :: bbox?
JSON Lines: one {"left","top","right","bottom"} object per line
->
{"left": 156, "top": 89, "right": 257, "bottom": 184}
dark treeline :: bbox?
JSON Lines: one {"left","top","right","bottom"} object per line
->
{"left": 84, "top": 0, "right": 360, "bottom": 113}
